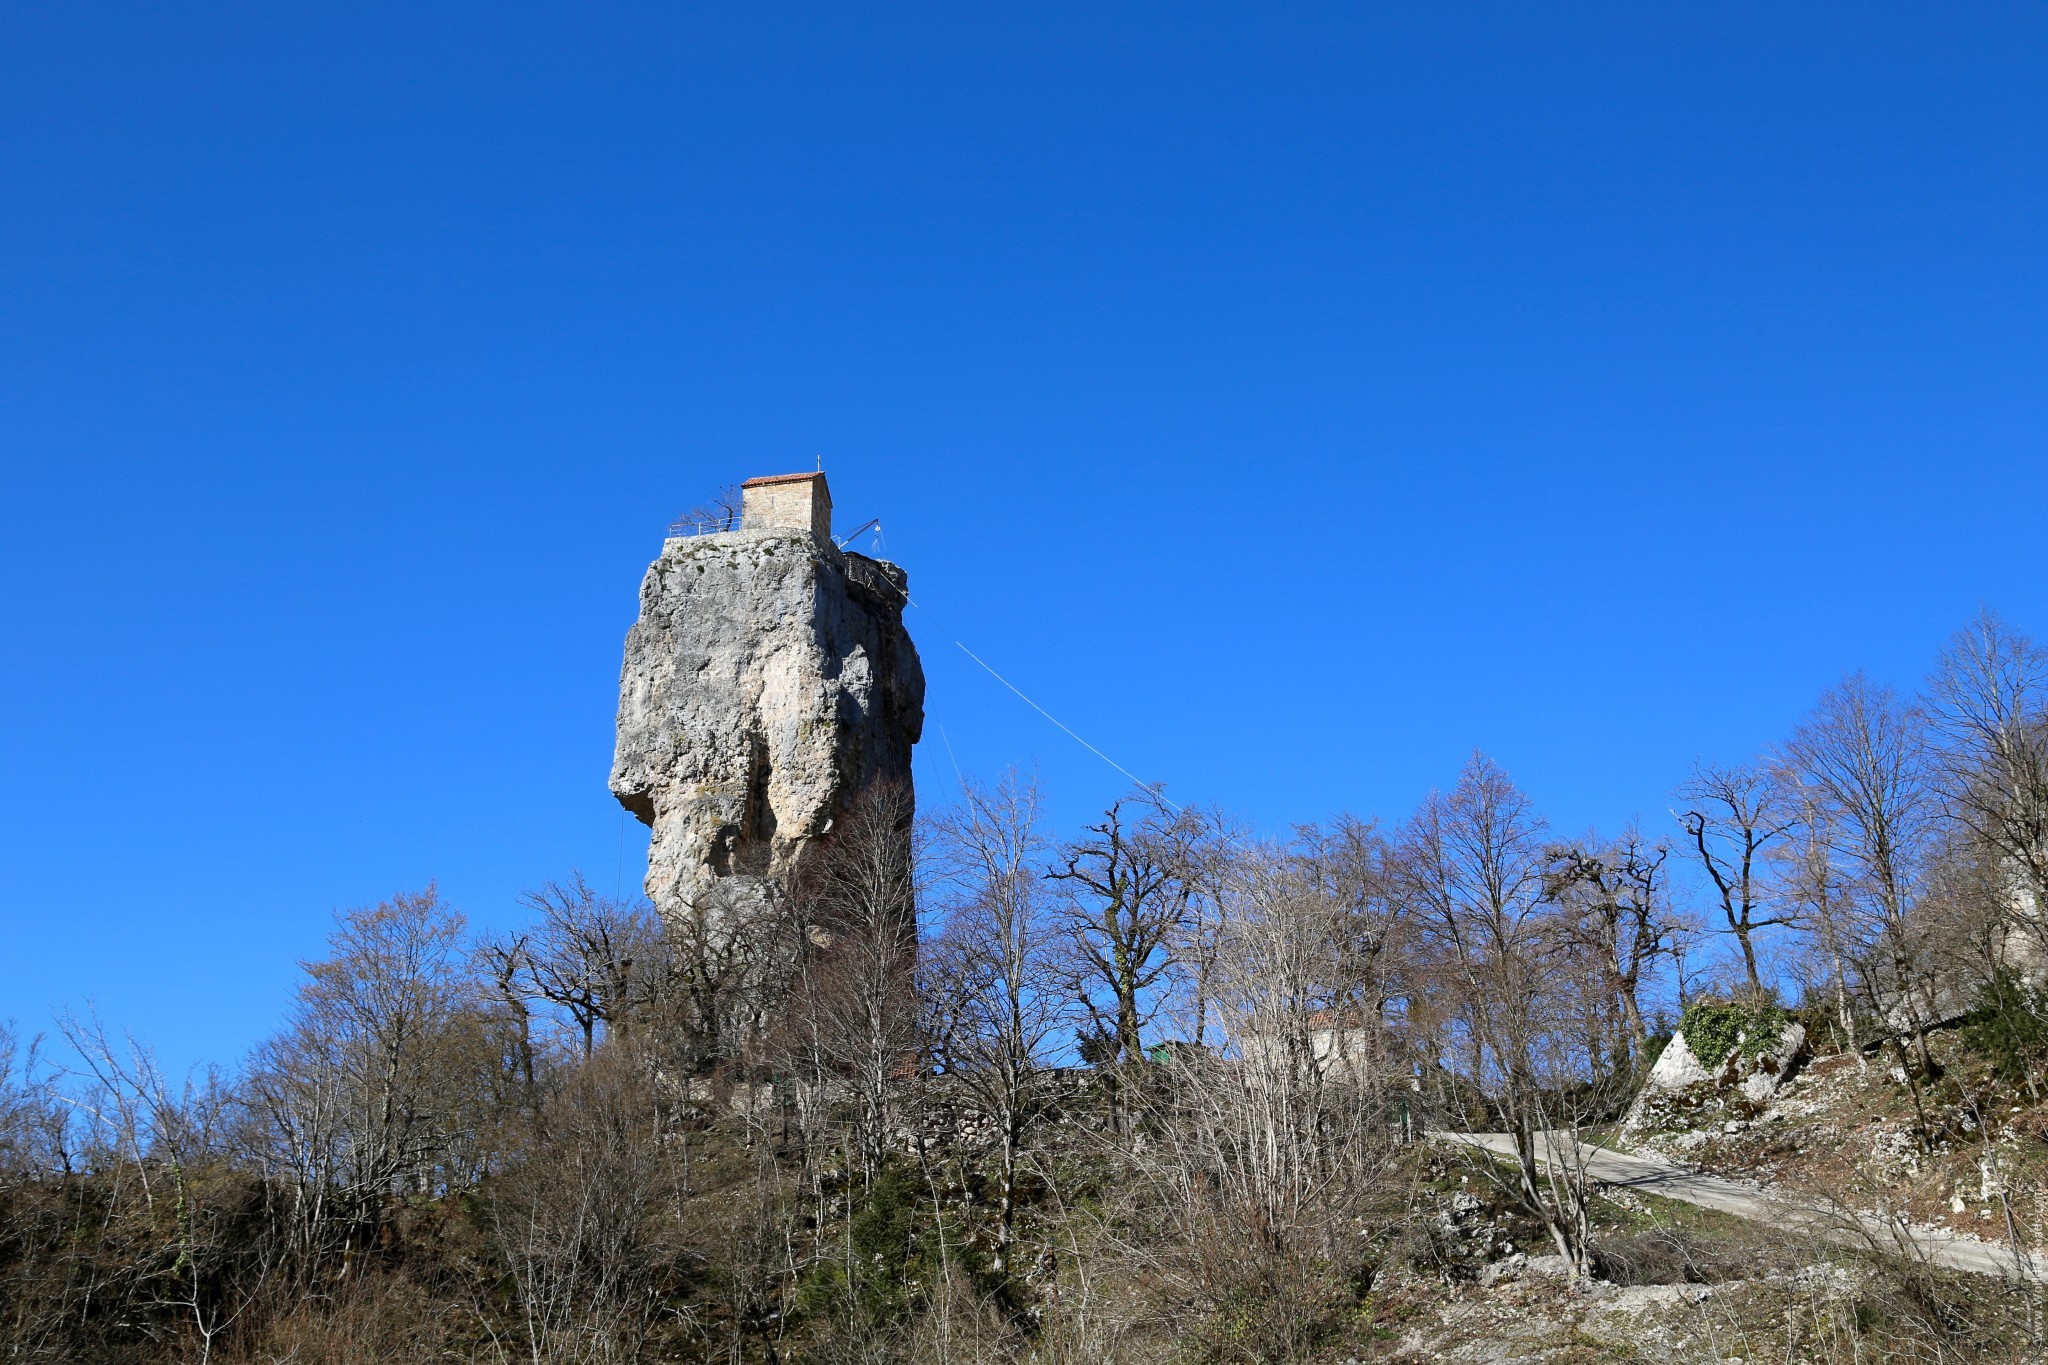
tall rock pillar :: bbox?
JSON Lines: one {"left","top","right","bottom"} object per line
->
{"left": 609, "top": 473, "right": 924, "bottom": 929}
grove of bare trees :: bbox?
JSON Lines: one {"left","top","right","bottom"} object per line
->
{"left": 10, "top": 610, "right": 2048, "bottom": 1361}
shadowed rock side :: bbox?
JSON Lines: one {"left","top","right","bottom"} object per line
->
{"left": 610, "top": 526, "right": 924, "bottom": 928}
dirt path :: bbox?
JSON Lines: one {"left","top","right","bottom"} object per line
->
{"left": 1432, "top": 1130, "right": 2046, "bottom": 1281}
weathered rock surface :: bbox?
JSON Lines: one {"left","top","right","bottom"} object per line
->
{"left": 1737, "top": 1021, "right": 1808, "bottom": 1103}
{"left": 1642, "top": 1029, "right": 1716, "bottom": 1091}
{"left": 610, "top": 526, "right": 923, "bottom": 927}
{"left": 1623, "top": 1022, "right": 1810, "bottom": 1133}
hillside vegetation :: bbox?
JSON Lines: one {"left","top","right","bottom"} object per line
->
{"left": 8, "top": 609, "right": 2048, "bottom": 1363}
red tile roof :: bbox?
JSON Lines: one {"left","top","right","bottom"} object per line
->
{"left": 740, "top": 472, "right": 827, "bottom": 488}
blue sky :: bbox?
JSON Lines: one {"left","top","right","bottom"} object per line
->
{"left": 3, "top": 3, "right": 2045, "bottom": 1075}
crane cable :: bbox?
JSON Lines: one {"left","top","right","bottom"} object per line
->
{"left": 947, "top": 639, "right": 1180, "bottom": 813}
{"left": 840, "top": 522, "right": 1177, "bottom": 810}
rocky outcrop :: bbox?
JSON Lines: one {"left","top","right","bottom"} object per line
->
{"left": 1624, "top": 1021, "right": 1809, "bottom": 1134}
{"left": 610, "top": 526, "right": 923, "bottom": 928}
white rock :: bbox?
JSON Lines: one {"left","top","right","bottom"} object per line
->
{"left": 1626, "top": 1021, "right": 1810, "bottom": 1131}
{"left": 1478, "top": 1252, "right": 1526, "bottom": 1286}
{"left": 1745, "top": 1022, "right": 1808, "bottom": 1099}
{"left": 610, "top": 527, "right": 923, "bottom": 931}
{"left": 1586, "top": 1283, "right": 1713, "bottom": 1316}
{"left": 1645, "top": 1030, "right": 1713, "bottom": 1090}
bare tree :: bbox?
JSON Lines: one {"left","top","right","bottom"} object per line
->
{"left": 1397, "top": 752, "right": 1609, "bottom": 1275}
{"left": 784, "top": 782, "right": 921, "bottom": 1185}
{"left": 1283, "top": 816, "right": 1411, "bottom": 1046}
{"left": 925, "top": 769, "right": 1062, "bottom": 1271}
{"left": 669, "top": 483, "right": 743, "bottom": 535}
{"left": 518, "top": 873, "right": 663, "bottom": 1059}
{"left": 1925, "top": 609, "right": 2048, "bottom": 948}
{"left": 0, "top": 1023, "right": 64, "bottom": 1178}
{"left": 1543, "top": 824, "right": 1673, "bottom": 1073}
{"left": 1773, "top": 782, "right": 1866, "bottom": 1062}
{"left": 474, "top": 931, "right": 539, "bottom": 1094}
{"left": 1140, "top": 835, "right": 1409, "bottom": 1360}
{"left": 667, "top": 877, "right": 813, "bottom": 1079}
{"left": 1049, "top": 796, "right": 1195, "bottom": 1068}
{"left": 1159, "top": 806, "right": 1234, "bottom": 1053}
{"left": 256, "top": 886, "right": 495, "bottom": 1201}
{"left": 1676, "top": 762, "right": 1798, "bottom": 998}
{"left": 1396, "top": 753, "right": 1550, "bottom": 1116}
{"left": 1780, "top": 673, "right": 1944, "bottom": 1137}
{"left": 483, "top": 1049, "right": 683, "bottom": 1365}
{"left": 59, "top": 1016, "right": 268, "bottom": 1364}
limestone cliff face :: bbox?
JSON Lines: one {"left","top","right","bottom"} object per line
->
{"left": 610, "top": 526, "right": 924, "bottom": 926}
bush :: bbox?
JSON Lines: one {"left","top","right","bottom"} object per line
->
{"left": 1679, "top": 998, "right": 1784, "bottom": 1069}
{"left": 1962, "top": 968, "right": 2048, "bottom": 1086}
{"left": 794, "top": 1163, "right": 953, "bottom": 1337}
{"left": 1594, "top": 1228, "right": 1726, "bottom": 1285}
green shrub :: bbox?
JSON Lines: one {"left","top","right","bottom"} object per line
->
{"left": 1963, "top": 968, "right": 2048, "bottom": 1085}
{"left": 1679, "top": 999, "right": 1784, "bottom": 1069}
{"left": 795, "top": 1165, "right": 928, "bottom": 1332}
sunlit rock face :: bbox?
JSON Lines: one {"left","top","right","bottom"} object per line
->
{"left": 609, "top": 525, "right": 923, "bottom": 929}
{"left": 1622, "top": 1021, "right": 1811, "bottom": 1136}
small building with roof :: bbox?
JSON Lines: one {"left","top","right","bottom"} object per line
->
{"left": 740, "top": 471, "right": 832, "bottom": 541}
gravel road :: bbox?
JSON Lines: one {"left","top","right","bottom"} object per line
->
{"left": 1433, "top": 1130, "right": 2046, "bottom": 1281}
